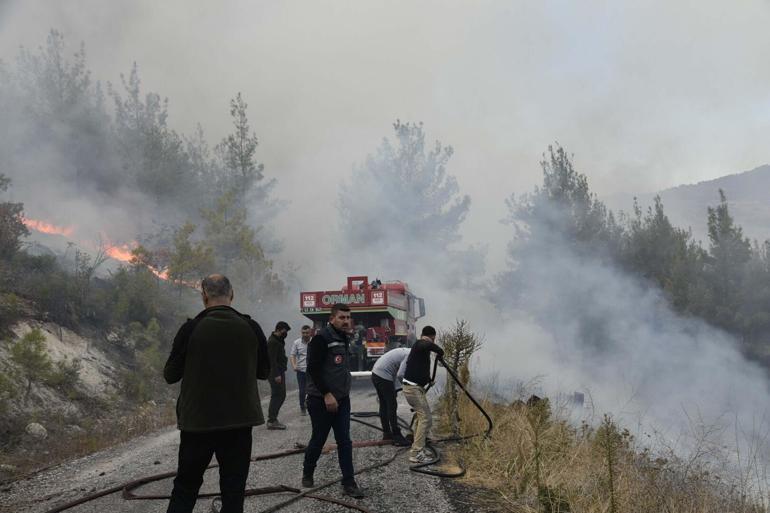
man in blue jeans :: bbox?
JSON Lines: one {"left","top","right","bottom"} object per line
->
{"left": 302, "top": 303, "right": 364, "bottom": 499}
{"left": 290, "top": 325, "right": 312, "bottom": 415}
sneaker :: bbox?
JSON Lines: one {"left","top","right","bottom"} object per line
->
{"left": 392, "top": 435, "right": 411, "bottom": 447}
{"left": 267, "top": 420, "right": 287, "bottom": 430}
{"left": 408, "top": 451, "right": 433, "bottom": 464}
{"left": 341, "top": 481, "right": 365, "bottom": 499}
{"left": 301, "top": 475, "right": 314, "bottom": 488}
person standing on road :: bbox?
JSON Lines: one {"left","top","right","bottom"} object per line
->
{"left": 290, "top": 325, "right": 312, "bottom": 415}
{"left": 402, "top": 325, "right": 444, "bottom": 464}
{"left": 371, "top": 347, "right": 411, "bottom": 446}
{"left": 302, "top": 303, "right": 365, "bottom": 499}
{"left": 163, "top": 274, "right": 269, "bottom": 513}
{"left": 267, "top": 321, "right": 291, "bottom": 430}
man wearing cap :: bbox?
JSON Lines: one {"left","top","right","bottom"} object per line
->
{"left": 267, "top": 321, "right": 291, "bottom": 430}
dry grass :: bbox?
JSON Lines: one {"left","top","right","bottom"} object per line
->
{"left": 440, "top": 393, "right": 767, "bottom": 513}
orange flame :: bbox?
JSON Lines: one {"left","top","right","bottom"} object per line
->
{"left": 105, "top": 243, "right": 135, "bottom": 263}
{"left": 102, "top": 239, "right": 177, "bottom": 283}
{"left": 22, "top": 217, "right": 75, "bottom": 237}
{"left": 25, "top": 217, "right": 192, "bottom": 288}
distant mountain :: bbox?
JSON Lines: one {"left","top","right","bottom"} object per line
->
{"left": 604, "top": 164, "right": 770, "bottom": 245}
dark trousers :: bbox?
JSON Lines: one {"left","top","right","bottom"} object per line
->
{"left": 372, "top": 374, "right": 402, "bottom": 436}
{"left": 268, "top": 373, "right": 286, "bottom": 422}
{"left": 167, "top": 427, "right": 252, "bottom": 513}
{"left": 296, "top": 371, "right": 307, "bottom": 410}
{"left": 302, "top": 395, "right": 354, "bottom": 485}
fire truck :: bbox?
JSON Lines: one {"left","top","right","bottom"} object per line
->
{"left": 299, "top": 275, "right": 426, "bottom": 369}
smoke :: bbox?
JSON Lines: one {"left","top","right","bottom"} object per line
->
{"left": 3, "top": 1, "right": 770, "bottom": 274}
{"left": 484, "top": 246, "right": 770, "bottom": 431}
{"left": 2, "top": 0, "right": 770, "bottom": 466}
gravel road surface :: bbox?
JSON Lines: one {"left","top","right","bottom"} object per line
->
{"left": 2, "top": 381, "right": 458, "bottom": 513}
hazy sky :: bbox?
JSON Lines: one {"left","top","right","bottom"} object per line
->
{"left": 2, "top": 0, "right": 770, "bottom": 277}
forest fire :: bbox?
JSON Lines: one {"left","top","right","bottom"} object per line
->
{"left": 104, "top": 243, "right": 135, "bottom": 263}
{"left": 22, "top": 217, "right": 75, "bottom": 237}
{"left": 25, "top": 217, "right": 176, "bottom": 284}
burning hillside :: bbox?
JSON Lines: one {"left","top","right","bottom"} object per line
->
{"left": 22, "top": 216, "right": 174, "bottom": 283}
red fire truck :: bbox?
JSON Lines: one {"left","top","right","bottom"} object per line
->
{"left": 299, "top": 275, "right": 426, "bottom": 369}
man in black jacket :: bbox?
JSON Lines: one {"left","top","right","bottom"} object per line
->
{"left": 266, "top": 321, "right": 290, "bottom": 430}
{"left": 402, "top": 325, "right": 444, "bottom": 464}
{"left": 301, "top": 303, "right": 364, "bottom": 499}
{"left": 163, "top": 274, "right": 269, "bottom": 513}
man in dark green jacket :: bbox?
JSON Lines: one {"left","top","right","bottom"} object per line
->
{"left": 266, "top": 321, "right": 290, "bottom": 429}
{"left": 163, "top": 274, "right": 268, "bottom": 513}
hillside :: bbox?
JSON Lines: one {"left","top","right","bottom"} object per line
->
{"left": 0, "top": 317, "right": 176, "bottom": 480}
{"left": 605, "top": 164, "right": 770, "bottom": 244}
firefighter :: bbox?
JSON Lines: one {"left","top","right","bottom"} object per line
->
{"left": 302, "top": 303, "right": 365, "bottom": 499}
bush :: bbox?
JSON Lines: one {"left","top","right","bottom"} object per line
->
{"left": 0, "top": 292, "right": 23, "bottom": 330}
{"left": 9, "top": 328, "right": 52, "bottom": 399}
{"left": 45, "top": 357, "right": 82, "bottom": 397}
{"left": 122, "top": 319, "right": 168, "bottom": 402}
{"left": 438, "top": 320, "right": 482, "bottom": 437}
{"left": 0, "top": 370, "right": 17, "bottom": 413}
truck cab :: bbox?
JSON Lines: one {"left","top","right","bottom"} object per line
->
{"left": 299, "top": 275, "right": 425, "bottom": 369}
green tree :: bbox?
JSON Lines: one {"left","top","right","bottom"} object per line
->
{"left": 739, "top": 241, "right": 770, "bottom": 363}
{"left": 217, "top": 93, "right": 266, "bottom": 197}
{"left": 338, "top": 121, "right": 483, "bottom": 285}
{"left": 505, "top": 144, "right": 619, "bottom": 253}
{"left": 704, "top": 190, "right": 752, "bottom": 332}
{"left": 107, "top": 265, "right": 167, "bottom": 326}
{"left": 497, "top": 145, "right": 621, "bottom": 305}
{"left": 14, "top": 30, "right": 117, "bottom": 192}
{"left": 110, "top": 63, "right": 193, "bottom": 205}
{"left": 621, "top": 196, "right": 705, "bottom": 311}
{"left": 200, "top": 191, "right": 284, "bottom": 305}
{"left": 123, "top": 318, "right": 167, "bottom": 401}
{"left": 0, "top": 174, "right": 29, "bottom": 260}
{"left": 214, "top": 93, "right": 278, "bottom": 243}
{"left": 167, "top": 223, "right": 214, "bottom": 285}
{"left": 10, "top": 328, "right": 52, "bottom": 399}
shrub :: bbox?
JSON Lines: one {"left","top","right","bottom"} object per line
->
{"left": 9, "top": 328, "right": 52, "bottom": 399}
{"left": 45, "top": 357, "right": 82, "bottom": 397}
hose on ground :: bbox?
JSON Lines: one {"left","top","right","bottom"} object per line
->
{"left": 41, "top": 354, "right": 493, "bottom": 513}
{"left": 406, "top": 356, "right": 493, "bottom": 478}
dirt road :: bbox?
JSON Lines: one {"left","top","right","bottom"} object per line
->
{"left": 2, "top": 381, "right": 457, "bottom": 513}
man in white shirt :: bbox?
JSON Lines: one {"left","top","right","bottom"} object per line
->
{"left": 290, "top": 325, "right": 312, "bottom": 415}
{"left": 370, "top": 347, "right": 411, "bottom": 446}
